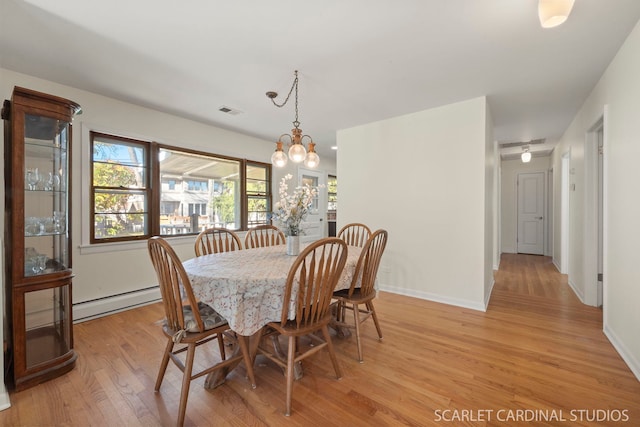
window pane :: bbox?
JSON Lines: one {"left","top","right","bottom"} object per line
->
{"left": 93, "top": 139, "right": 147, "bottom": 188}
{"left": 247, "top": 179, "right": 266, "bottom": 193}
{"left": 246, "top": 164, "right": 267, "bottom": 180}
{"left": 94, "top": 213, "right": 147, "bottom": 238}
{"left": 94, "top": 189, "right": 147, "bottom": 214}
{"left": 159, "top": 148, "right": 241, "bottom": 231}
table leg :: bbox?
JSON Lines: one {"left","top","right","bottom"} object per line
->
{"left": 204, "top": 331, "right": 259, "bottom": 389}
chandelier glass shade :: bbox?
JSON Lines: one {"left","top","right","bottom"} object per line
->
{"left": 538, "top": 0, "right": 575, "bottom": 28}
{"left": 304, "top": 142, "right": 320, "bottom": 168}
{"left": 271, "top": 141, "right": 288, "bottom": 167}
{"left": 267, "top": 71, "right": 319, "bottom": 168}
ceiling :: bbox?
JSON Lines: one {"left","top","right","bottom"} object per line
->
{"left": 2, "top": 0, "right": 640, "bottom": 164}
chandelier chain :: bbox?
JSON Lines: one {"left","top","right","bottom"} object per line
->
{"left": 269, "top": 71, "right": 300, "bottom": 128}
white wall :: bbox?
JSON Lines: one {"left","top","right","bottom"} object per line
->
{"left": 550, "top": 20, "right": 640, "bottom": 380}
{"left": 0, "top": 68, "right": 336, "bottom": 321}
{"left": 337, "top": 97, "right": 494, "bottom": 311}
{"left": 484, "top": 105, "right": 497, "bottom": 304}
{"left": 500, "top": 156, "right": 551, "bottom": 254}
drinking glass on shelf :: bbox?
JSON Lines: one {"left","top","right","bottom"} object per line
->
{"left": 52, "top": 173, "right": 61, "bottom": 191}
{"left": 25, "top": 217, "right": 41, "bottom": 235}
{"left": 43, "top": 217, "right": 56, "bottom": 233}
{"left": 32, "top": 255, "right": 47, "bottom": 274}
{"left": 26, "top": 168, "right": 40, "bottom": 190}
{"left": 45, "top": 172, "right": 53, "bottom": 191}
{"left": 53, "top": 211, "right": 66, "bottom": 233}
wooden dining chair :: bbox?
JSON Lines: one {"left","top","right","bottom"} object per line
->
{"left": 256, "top": 237, "right": 348, "bottom": 416}
{"left": 148, "top": 236, "right": 256, "bottom": 427}
{"left": 194, "top": 227, "right": 242, "bottom": 256}
{"left": 337, "top": 222, "right": 372, "bottom": 247}
{"left": 244, "top": 224, "right": 286, "bottom": 249}
{"left": 332, "top": 229, "right": 388, "bottom": 363}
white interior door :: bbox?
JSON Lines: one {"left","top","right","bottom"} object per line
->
{"left": 298, "top": 168, "right": 326, "bottom": 243}
{"left": 517, "top": 172, "right": 545, "bottom": 255}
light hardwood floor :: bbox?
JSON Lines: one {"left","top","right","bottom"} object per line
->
{"left": 1, "top": 254, "right": 639, "bottom": 426}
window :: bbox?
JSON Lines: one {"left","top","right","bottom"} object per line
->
{"left": 327, "top": 175, "right": 337, "bottom": 212}
{"left": 246, "top": 162, "right": 271, "bottom": 228}
{"left": 159, "top": 147, "right": 242, "bottom": 233}
{"left": 91, "top": 133, "right": 150, "bottom": 241}
{"left": 89, "top": 132, "right": 271, "bottom": 243}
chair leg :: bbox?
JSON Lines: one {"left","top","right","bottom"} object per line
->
{"left": 321, "top": 325, "right": 343, "bottom": 379}
{"left": 352, "top": 302, "right": 364, "bottom": 363}
{"left": 155, "top": 338, "right": 174, "bottom": 391}
{"left": 177, "top": 343, "right": 196, "bottom": 427}
{"left": 367, "top": 301, "right": 383, "bottom": 340}
{"left": 285, "top": 335, "right": 296, "bottom": 416}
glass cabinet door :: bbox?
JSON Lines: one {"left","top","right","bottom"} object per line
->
{"left": 23, "top": 114, "right": 70, "bottom": 278}
{"left": 23, "top": 283, "right": 72, "bottom": 369}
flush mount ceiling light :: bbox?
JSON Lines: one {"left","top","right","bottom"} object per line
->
{"left": 521, "top": 146, "right": 532, "bottom": 163}
{"left": 267, "top": 70, "right": 319, "bottom": 168}
{"left": 538, "top": 0, "right": 575, "bottom": 28}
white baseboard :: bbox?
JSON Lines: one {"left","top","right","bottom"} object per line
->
{"left": 73, "top": 287, "right": 161, "bottom": 323}
{"left": 603, "top": 324, "right": 640, "bottom": 382}
{"left": 484, "top": 279, "right": 495, "bottom": 311}
{"left": 379, "top": 284, "right": 486, "bottom": 312}
{"left": 0, "top": 386, "right": 10, "bottom": 412}
{"left": 567, "top": 278, "right": 585, "bottom": 304}
{"left": 552, "top": 258, "right": 561, "bottom": 272}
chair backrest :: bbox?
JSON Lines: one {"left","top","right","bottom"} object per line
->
{"left": 348, "top": 229, "right": 388, "bottom": 297}
{"left": 337, "top": 223, "right": 372, "bottom": 248}
{"left": 195, "top": 227, "right": 242, "bottom": 256}
{"left": 148, "top": 236, "right": 205, "bottom": 333}
{"left": 244, "top": 224, "right": 286, "bottom": 249}
{"left": 280, "top": 237, "right": 348, "bottom": 328}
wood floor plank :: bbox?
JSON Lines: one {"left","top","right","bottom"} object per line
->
{"left": 1, "top": 253, "right": 639, "bottom": 426}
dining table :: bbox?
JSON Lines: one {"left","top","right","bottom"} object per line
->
{"left": 182, "top": 242, "right": 362, "bottom": 388}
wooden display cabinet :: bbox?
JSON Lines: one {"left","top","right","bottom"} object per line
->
{"left": 2, "top": 86, "right": 81, "bottom": 390}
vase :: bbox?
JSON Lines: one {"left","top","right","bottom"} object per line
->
{"left": 286, "top": 235, "right": 300, "bottom": 256}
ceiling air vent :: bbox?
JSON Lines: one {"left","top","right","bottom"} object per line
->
{"left": 218, "top": 105, "right": 243, "bottom": 115}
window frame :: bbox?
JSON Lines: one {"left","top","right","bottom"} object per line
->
{"left": 90, "top": 131, "right": 152, "bottom": 244}
{"left": 88, "top": 132, "right": 272, "bottom": 244}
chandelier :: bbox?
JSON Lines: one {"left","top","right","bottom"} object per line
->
{"left": 267, "top": 70, "right": 319, "bottom": 168}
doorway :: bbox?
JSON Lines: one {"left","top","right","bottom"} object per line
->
{"left": 560, "top": 152, "right": 570, "bottom": 274}
{"left": 517, "top": 172, "right": 545, "bottom": 255}
{"left": 297, "top": 167, "right": 326, "bottom": 243}
{"left": 585, "top": 117, "right": 605, "bottom": 307}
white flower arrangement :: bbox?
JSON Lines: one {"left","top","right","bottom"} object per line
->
{"left": 271, "top": 174, "right": 319, "bottom": 236}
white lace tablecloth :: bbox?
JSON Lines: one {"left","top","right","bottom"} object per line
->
{"left": 183, "top": 244, "right": 362, "bottom": 336}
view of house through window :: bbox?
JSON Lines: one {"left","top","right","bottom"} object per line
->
{"left": 90, "top": 132, "right": 271, "bottom": 243}
{"left": 159, "top": 148, "right": 241, "bottom": 234}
